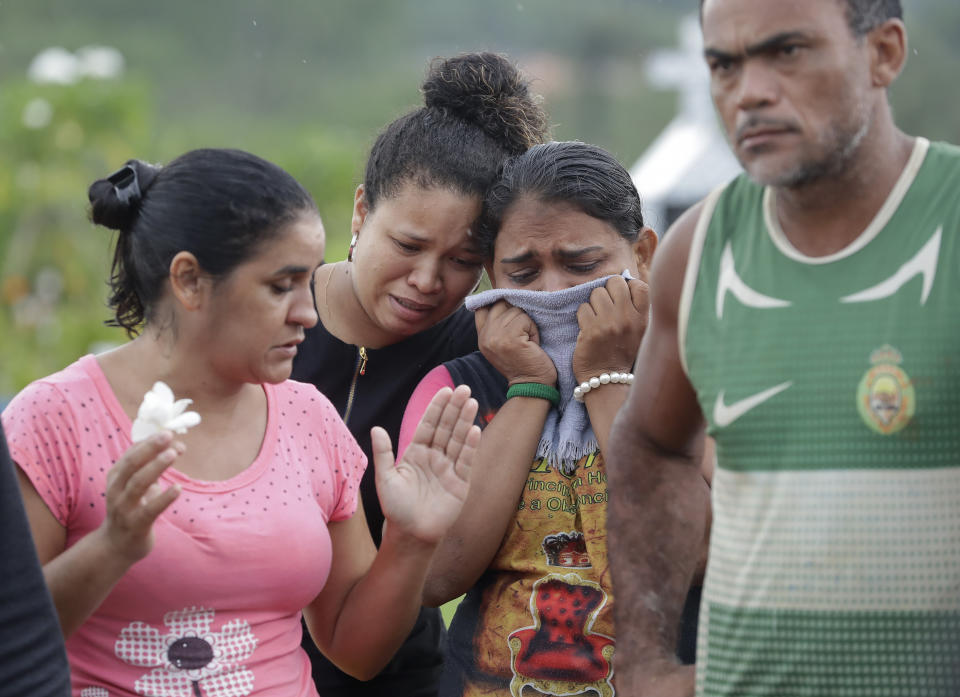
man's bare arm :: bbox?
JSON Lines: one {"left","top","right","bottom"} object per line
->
{"left": 606, "top": 202, "right": 711, "bottom": 696}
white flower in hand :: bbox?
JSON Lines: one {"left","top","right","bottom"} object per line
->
{"left": 131, "top": 381, "right": 201, "bottom": 442}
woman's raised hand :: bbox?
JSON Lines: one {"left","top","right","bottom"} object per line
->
{"left": 475, "top": 300, "right": 557, "bottom": 387}
{"left": 372, "top": 385, "right": 480, "bottom": 545}
{"left": 98, "top": 431, "right": 182, "bottom": 564}
{"left": 573, "top": 275, "right": 650, "bottom": 384}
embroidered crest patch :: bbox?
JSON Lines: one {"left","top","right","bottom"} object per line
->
{"left": 857, "top": 345, "right": 915, "bottom": 435}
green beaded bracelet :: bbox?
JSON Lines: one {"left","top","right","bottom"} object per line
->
{"left": 506, "top": 382, "right": 560, "bottom": 407}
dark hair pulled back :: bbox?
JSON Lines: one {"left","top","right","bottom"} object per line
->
{"left": 477, "top": 141, "right": 645, "bottom": 258}
{"left": 88, "top": 148, "right": 317, "bottom": 336}
{"left": 362, "top": 52, "right": 550, "bottom": 211}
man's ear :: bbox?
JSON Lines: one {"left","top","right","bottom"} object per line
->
{"left": 869, "top": 18, "right": 908, "bottom": 88}
{"left": 632, "top": 226, "right": 659, "bottom": 283}
{"left": 168, "top": 251, "right": 207, "bottom": 311}
{"left": 351, "top": 185, "right": 368, "bottom": 236}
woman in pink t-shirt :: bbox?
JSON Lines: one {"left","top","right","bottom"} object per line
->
{"left": 2, "top": 148, "right": 480, "bottom": 697}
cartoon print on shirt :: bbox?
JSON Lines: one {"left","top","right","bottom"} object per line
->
{"left": 114, "top": 606, "right": 257, "bottom": 697}
{"left": 542, "top": 531, "right": 591, "bottom": 569}
{"left": 507, "top": 572, "right": 615, "bottom": 697}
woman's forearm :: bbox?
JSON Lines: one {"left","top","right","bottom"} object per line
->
{"left": 44, "top": 526, "right": 135, "bottom": 637}
{"left": 423, "top": 396, "right": 550, "bottom": 606}
{"left": 582, "top": 382, "right": 631, "bottom": 462}
{"left": 17, "top": 466, "right": 134, "bottom": 638}
{"left": 308, "top": 525, "right": 439, "bottom": 680}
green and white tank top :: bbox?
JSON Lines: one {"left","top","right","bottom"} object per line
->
{"left": 681, "top": 138, "right": 960, "bottom": 697}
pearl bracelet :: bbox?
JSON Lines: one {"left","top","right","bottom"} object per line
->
{"left": 573, "top": 372, "right": 634, "bottom": 402}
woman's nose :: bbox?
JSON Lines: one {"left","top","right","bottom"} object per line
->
{"left": 408, "top": 257, "right": 443, "bottom": 294}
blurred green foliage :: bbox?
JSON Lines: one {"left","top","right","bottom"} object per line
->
{"left": 0, "top": 77, "right": 362, "bottom": 395}
{"left": 1, "top": 78, "right": 148, "bottom": 395}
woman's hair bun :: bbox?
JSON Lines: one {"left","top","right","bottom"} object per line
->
{"left": 421, "top": 52, "right": 549, "bottom": 154}
{"left": 88, "top": 159, "right": 161, "bottom": 231}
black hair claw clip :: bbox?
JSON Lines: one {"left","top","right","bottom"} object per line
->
{"left": 107, "top": 164, "right": 142, "bottom": 205}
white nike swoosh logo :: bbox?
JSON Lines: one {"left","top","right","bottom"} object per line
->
{"left": 713, "top": 381, "right": 793, "bottom": 428}
{"left": 841, "top": 226, "right": 941, "bottom": 305}
{"left": 716, "top": 242, "right": 792, "bottom": 319}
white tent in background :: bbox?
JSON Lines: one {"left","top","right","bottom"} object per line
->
{"left": 630, "top": 15, "right": 741, "bottom": 233}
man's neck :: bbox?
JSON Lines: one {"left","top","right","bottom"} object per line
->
{"left": 772, "top": 126, "right": 915, "bottom": 258}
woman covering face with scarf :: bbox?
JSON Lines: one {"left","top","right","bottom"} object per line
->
{"left": 291, "top": 52, "right": 549, "bottom": 697}
{"left": 398, "top": 141, "right": 658, "bottom": 697}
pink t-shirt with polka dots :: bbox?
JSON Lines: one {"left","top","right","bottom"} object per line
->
{"left": 2, "top": 354, "right": 366, "bottom": 697}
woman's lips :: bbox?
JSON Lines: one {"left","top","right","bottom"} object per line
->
{"left": 273, "top": 338, "right": 303, "bottom": 357}
{"left": 390, "top": 294, "right": 436, "bottom": 319}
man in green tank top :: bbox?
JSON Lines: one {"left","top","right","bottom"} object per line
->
{"left": 607, "top": 1, "right": 960, "bottom": 696}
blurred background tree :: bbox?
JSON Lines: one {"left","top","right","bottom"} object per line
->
{"left": 0, "top": 0, "right": 957, "bottom": 398}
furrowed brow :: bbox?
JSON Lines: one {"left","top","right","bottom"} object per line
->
{"left": 556, "top": 246, "right": 603, "bottom": 260}
{"left": 396, "top": 231, "right": 429, "bottom": 242}
{"left": 704, "top": 31, "right": 808, "bottom": 63}
{"left": 500, "top": 251, "right": 535, "bottom": 265}
{"left": 744, "top": 31, "right": 808, "bottom": 57}
{"left": 704, "top": 46, "right": 740, "bottom": 64}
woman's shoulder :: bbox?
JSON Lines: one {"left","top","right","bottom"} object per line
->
{"left": 431, "top": 306, "right": 479, "bottom": 357}
{"left": 270, "top": 378, "right": 361, "bottom": 443}
{"left": 272, "top": 378, "right": 337, "bottom": 414}
{"left": 443, "top": 351, "right": 508, "bottom": 420}
{"left": 444, "top": 350, "right": 501, "bottom": 385}
{"left": 4, "top": 355, "right": 101, "bottom": 417}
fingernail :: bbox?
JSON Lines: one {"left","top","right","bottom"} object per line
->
{"left": 151, "top": 431, "right": 173, "bottom": 445}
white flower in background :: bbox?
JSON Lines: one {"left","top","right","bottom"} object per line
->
{"left": 115, "top": 607, "right": 257, "bottom": 697}
{"left": 131, "top": 381, "right": 201, "bottom": 442}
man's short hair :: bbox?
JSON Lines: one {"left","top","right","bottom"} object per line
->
{"left": 699, "top": 0, "right": 903, "bottom": 37}
{"left": 845, "top": 0, "right": 903, "bottom": 36}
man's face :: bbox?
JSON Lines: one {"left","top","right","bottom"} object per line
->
{"left": 702, "top": 0, "right": 876, "bottom": 188}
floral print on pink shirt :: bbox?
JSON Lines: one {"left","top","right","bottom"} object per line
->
{"left": 114, "top": 607, "right": 257, "bottom": 697}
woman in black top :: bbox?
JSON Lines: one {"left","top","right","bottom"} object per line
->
{"left": 291, "top": 52, "right": 550, "bottom": 697}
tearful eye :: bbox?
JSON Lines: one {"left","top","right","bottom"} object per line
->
{"left": 507, "top": 269, "right": 538, "bottom": 285}
{"left": 569, "top": 262, "right": 601, "bottom": 274}
{"left": 451, "top": 256, "right": 483, "bottom": 269}
{"left": 394, "top": 239, "right": 419, "bottom": 253}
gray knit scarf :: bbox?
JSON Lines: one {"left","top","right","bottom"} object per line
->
{"left": 465, "top": 272, "right": 629, "bottom": 473}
